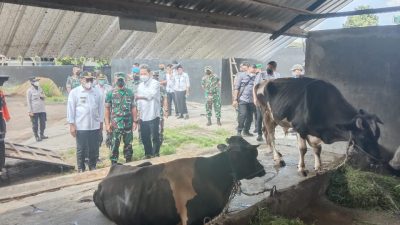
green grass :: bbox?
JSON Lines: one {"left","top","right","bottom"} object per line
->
{"left": 45, "top": 96, "right": 66, "bottom": 103}
{"left": 250, "top": 208, "right": 308, "bottom": 225}
{"left": 326, "top": 165, "right": 400, "bottom": 211}
{"left": 63, "top": 124, "right": 231, "bottom": 168}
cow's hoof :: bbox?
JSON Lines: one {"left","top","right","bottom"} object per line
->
{"left": 298, "top": 169, "right": 308, "bottom": 177}
{"left": 274, "top": 160, "right": 286, "bottom": 167}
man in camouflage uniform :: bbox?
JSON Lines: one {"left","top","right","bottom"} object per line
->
{"left": 105, "top": 72, "right": 138, "bottom": 165}
{"left": 153, "top": 71, "right": 168, "bottom": 145}
{"left": 66, "top": 66, "right": 82, "bottom": 93}
{"left": 201, "top": 66, "right": 222, "bottom": 126}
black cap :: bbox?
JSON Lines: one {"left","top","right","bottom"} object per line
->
{"left": 29, "top": 77, "right": 40, "bottom": 82}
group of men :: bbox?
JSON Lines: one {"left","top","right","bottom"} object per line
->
{"left": 233, "top": 61, "right": 305, "bottom": 141}
{"left": 65, "top": 63, "right": 197, "bottom": 172}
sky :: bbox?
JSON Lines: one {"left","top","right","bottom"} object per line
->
{"left": 312, "top": 0, "right": 400, "bottom": 30}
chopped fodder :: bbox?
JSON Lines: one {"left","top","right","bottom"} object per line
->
{"left": 250, "top": 208, "right": 308, "bottom": 225}
{"left": 327, "top": 166, "right": 400, "bottom": 211}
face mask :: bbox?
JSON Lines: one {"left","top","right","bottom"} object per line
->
{"left": 140, "top": 75, "right": 149, "bottom": 82}
{"left": 84, "top": 82, "right": 92, "bottom": 89}
{"left": 206, "top": 71, "right": 212, "bottom": 75}
{"left": 33, "top": 81, "right": 39, "bottom": 87}
{"left": 116, "top": 79, "right": 125, "bottom": 87}
{"left": 159, "top": 68, "right": 164, "bottom": 71}
{"left": 267, "top": 68, "right": 273, "bottom": 75}
{"left": 98, "top": 80, "right": 105, "bottom": 85}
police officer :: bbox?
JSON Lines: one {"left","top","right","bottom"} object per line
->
{"left": 201, "top": 66, "right": 221, "bottom": 126}
{"left": 105, "top": 72, "right": 138, "bottom": 165}
{"left": 27, "top": 77, "right": 48, "bottom": 141}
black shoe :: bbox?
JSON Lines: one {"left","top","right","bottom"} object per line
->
{"left": 40, "top": 135, "right": 48, "bottom": 139}
{"left": 177, "top": 115, "right": 184, "bottom": 119}
{"left": 78, "top": 169, "right": 85, "bottom": 173}
{"left": 253, "top": 129, "right": 257, "bottom": 134}
{"left": 111, "top": 160, "right": 118, "bottom": 166}
{"left": 35, "top": 136, "right": 42, "bottom": 142}
{"left": 243, "top": 132, "right": 254, "bottom": 137}
{"left": 145, "top": 155, "right": 152, "bottom": 159}
{"left": 256, "top": 135, "right": 264, "bottom": 142}
{"left": 217, "top": 118, "right": 222, "bottom": 126}
{"left": 206, "top": 118, "right": 212, "bottom": 126}
{"left": 236, "top": 131, "right": 242, "bottom": 137}
{"left": 126, "top": 158, "right": 132, "bottom": 163}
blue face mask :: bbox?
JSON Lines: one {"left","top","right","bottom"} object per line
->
{"left": 98, "top": 80, "right": 106, "bottom": 85}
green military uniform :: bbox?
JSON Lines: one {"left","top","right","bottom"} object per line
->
{"left": 155, "top": 71, "right": 167, "bottom": 144}
{"left": 105, "top": 73, "right": 135, "bottom": 163}
{"left": 66, "top": 75, "right": 81, "bottom": 90}
{"left": 201, "top": 66, "right": 221, "bottom": 124}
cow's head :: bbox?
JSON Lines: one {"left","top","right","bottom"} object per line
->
{"left": 338, "top": 109, "right": 383, "bottom": 160}
{"left": 218, "top": 136, "right": 266, "bottom": 180}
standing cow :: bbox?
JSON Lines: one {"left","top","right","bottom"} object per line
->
{"left": 93, "top": 136, "right": 265, "bottom": 225}
{"left": 255, "top": 77, "right": 383, "bottom": 176}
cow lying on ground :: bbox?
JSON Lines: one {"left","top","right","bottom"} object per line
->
{"left": 93, "top": 136, "right": 265, "bottom": 225}
{"left": 255, "top": 77, "right": 383, "bottom": 176}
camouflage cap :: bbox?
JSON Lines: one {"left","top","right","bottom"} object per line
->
{"left": 114, "top": 72, "right": 126, "bottom": 80}
{"left": 204, "top": 66, "right": 213, "bottom": 73}
{"left": 291, "top": 64, "right": 304, "bottom": 71}
{"left": 82, "top": 71, "right": 94, "bottom": 79}
{"left": 97, "top": 74, "right": 107, "bottom": 80}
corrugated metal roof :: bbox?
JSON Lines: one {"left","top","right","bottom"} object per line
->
{"left": 0, "top": 1, "right": 352, "bottom": 61}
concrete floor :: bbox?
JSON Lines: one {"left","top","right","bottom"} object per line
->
{"left": 0, "top": 96, "right": 347, "bottom": 225}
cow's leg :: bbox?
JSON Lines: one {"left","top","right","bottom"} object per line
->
{"left": 263, "top": 111, "right": 284, "bottom": 166}
{"left": 307, "top": 136, "right": 322, "bottom": 172}
{"left": 297, "top": 133, "right": 308, "bottom": 176}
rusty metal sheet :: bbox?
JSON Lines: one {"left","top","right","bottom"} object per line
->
{"left": 5, "top": 142, "right": 74, "bottom": 169}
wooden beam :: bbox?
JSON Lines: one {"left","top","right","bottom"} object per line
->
{"left": 250, "top": 0, "right": 316, "bottom": 15}
{"left": 1, "top": 0, "right": 306, "bottom": 36}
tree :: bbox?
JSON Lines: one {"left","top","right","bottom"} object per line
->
{"left": 394, "top": 15, "right": 400, "bottom": 25}
{"left": 343, "top": 5, "right": 379, "bottom": 28}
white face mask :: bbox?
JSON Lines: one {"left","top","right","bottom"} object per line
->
{"left": 140, "top": 75, "right": 149, "bottom": 82}
{"left": 84, "top": 82, "right": 92, "bottom": 89}
{"left": 33, "top": 81, "right": 39, "bottom": 86}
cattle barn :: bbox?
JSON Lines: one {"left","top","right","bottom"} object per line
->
{"left": 0, "top": 1, "right": 399, "bottom": 225}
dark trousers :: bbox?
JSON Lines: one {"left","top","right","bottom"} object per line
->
{"left": 167, "top": 92, "right": 178, "bottom": 116}
{"left": 256, "top": 106, "right": 263, "bottom": 135}
{"left": 140, "top": 117, "right": 160, "bottom": 157}
{"left": 175, "top": 91, "right": 188, "bottom": 115}
{"left": 76, "top": 130, "right": 100, "bottom": 171}
{"left": 237, "top": 102, "right": 255, "bottom": 133}
{"left": 31, "top": 112, "right": 46, "bottom": 137}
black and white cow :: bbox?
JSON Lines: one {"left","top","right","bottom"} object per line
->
{"left": 255, "top": 77, "right": 383, "bottom": 176}
{"left": 93, "top": 136, "right": 265, "bottom": 225}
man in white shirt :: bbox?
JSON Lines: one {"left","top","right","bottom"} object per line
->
{"left": 26, "top": 77, "right": 48, "bottom": 142}
{"left": 173, "top": 65, "right": 190, "bottom": 119}
{"left": 166, "top": 64, "right": 178, "bottom": 117}
{"left": 136, "top": 64, "right": 161, "bottom": 158}
{"left": 67, "top": 72, "right": 104, "bottom": 172}
{"left": 95, "top": 74, "right": 112, "bottom": 149}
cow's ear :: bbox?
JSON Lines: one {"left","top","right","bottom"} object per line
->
{"left": 374, "top": 115, "right": 384, "bottom": 124}
{"left": 217, "top": 144, "right": 228, "bottom": 152}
